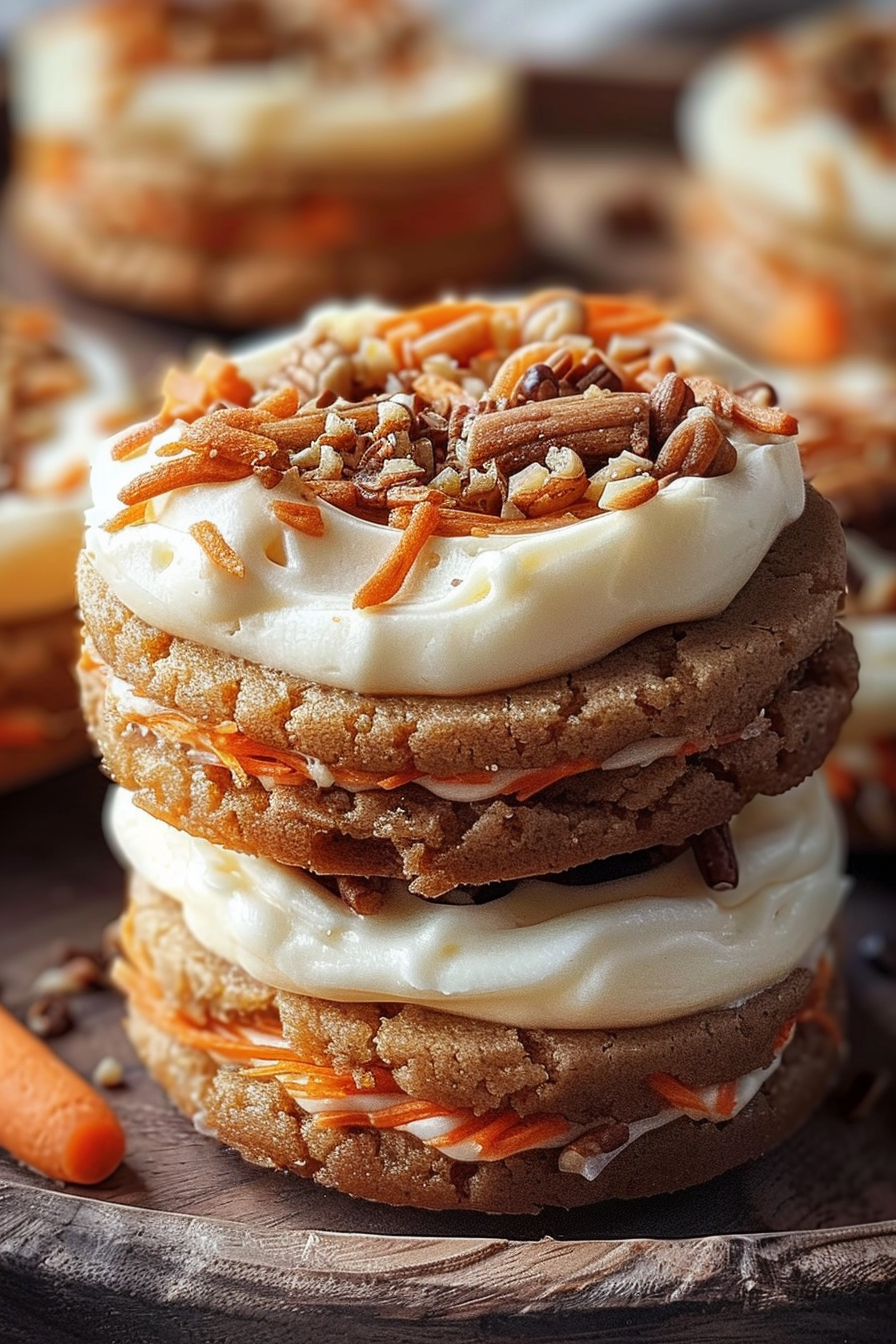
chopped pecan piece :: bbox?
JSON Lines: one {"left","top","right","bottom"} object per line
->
{"left": 649, "top": 372, "right": 697, "bottom": 452}
{"left": 653, "top": 406, "right": 737, "bottom": 478}
{"left": 692, "top": 823, "right": 739, "bottom": 891}
{"left": 465, "top": 392, "right": 651, "bottom": 469}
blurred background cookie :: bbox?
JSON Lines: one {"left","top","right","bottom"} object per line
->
{"left": 679, "top": 9, "right": 896, "bottom": 366}
{"left": 779, "top": 362, "right": 896, "bottom": 846}
{"left": 8, "top": 0, "right": 520, "bottom": 327}
{"left": 0, "top": 298, "right": 130, "bottom": 790}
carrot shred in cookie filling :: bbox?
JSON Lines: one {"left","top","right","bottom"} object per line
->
{"left": 94, "top": 650, "right": 769, "bottom": 814}
{"left": 101, "top": 292, "right": 801, "bottom": 606}
{"left": 113, "top": 948, "right": 813, "bottom": 1168}
{"left": 646, "top": 953, "right": 840, "bottom": 1121}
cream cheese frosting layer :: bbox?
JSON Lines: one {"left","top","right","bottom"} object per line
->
{"left": 106, "top": 773, "right": 846, "bottom": 1031}
{"left": 13, "top": 15, "right": 515, "bottom": 170}
{"left": 84, "top": 319, "right": 805, "bottom": 696}
{"left": 0, "top": 325, "right": 129, "bottom": 622}
{"left": 681, "top": 36, "right": 896, "bottom": 245}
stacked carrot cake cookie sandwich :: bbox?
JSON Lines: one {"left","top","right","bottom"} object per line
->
{"left": 9, "top": 0, "right": 518, "bottom": 327}
{"left": 0, "top": 299, "right": 129, "bottom": 791}
{"left": 78, "top": 290, "right": 857, "bottom": 1214}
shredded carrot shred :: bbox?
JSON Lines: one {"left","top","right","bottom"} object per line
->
{"left": 188, "top": 521, "right": 246, "bottom": 578}
{"left": 714, "top": 1079, "right": 738, "bottom": 1120}
{"left": 254, "top": 385, "right": 300, "bottom": 418}
{"left": 113, "top": 959, "right": 296, "bottom": 1062}
{"left": 353, "top": 499, "right": 440, "bottom": 609}
{"left": 110, "top": 414, "right": 168, "bottom": 461}
{"left": 646, "top": 1073, "right": 713, "bottom": 1117}
{"left": 509, "top": 761, "right": 594, "bottom": 802}
{"left": 271, "top": 499, "right": 325, "bottom": 537}
{"left": 485, "top": 1115, "right": 570, "bottom": 1160}
{"left": 103, "top": 502, "right": 149, "bottom": 533}
{"left": 117, "top": 454, "right": 252, "bottom": 507}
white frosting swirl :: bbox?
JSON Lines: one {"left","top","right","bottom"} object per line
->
{"left": 84, "top": 320, "right": 805, "bottom": 696}
{"left": 106, "top": 773, "right": 846, "bottom": 1030}
{"left": 0, "top": 325, "right": 130, "bottom": 622}
{"left": 680, "top": 31, "right": 896, "bottom": 245}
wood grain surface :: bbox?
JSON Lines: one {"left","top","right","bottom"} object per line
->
{"left": 1, "top": 764, "right": 896, "bottom": 1343}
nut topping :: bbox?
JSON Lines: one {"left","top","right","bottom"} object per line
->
{"left": 465, "top": 392, "right": 651, "bottom": 469}
{"left": 692, "top": 823, "right": 739, "bottom": 891}
{"left": 649, "top": 371, "right": 697, "bottom": 452}
{"left": 653, "top": 406, "right": 735, "bottom": 478}
{"left": 514, "top": 363, "right": 561, "bottom": 405}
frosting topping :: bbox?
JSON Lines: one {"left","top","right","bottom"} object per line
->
{"left": 84, "top": 300, "right": 805, "bottom": 696}
{"left": 106, "top": 773, "right": 847, "bottom": 1030}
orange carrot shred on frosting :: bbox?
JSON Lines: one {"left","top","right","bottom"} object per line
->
{"left": 253, "top": 385, "right": 300, "bottom": 418}
{"left": 485, "top": 1115, "right": 570, "bottom": 1160}
{"left": 714, "top": 1079, "right": 738, "bottom": 1120}
{"left": 271, "top": 499, "right": 325, "bottom": 537}
{"left": 0, "top": 1001, "right": 125, "bottom": 1185}
{"left": 188, "top": 521, "right": 246, "bottom": 578}
{"left": 160, "top": 353, "right": 254, "bottom": 421}
{"left": 112, "top": 960, "right": 294, "bottom": 1062}
{"left": 353, "top": 499, "right": 440, "bottom": 609}
{"left": 117, "top": 454, "right": 253, "bottom": 507}
{"left": 103, "top": 502, "right": 149, "bottom": 533}
{"left": 509, "top": 761, "right": 594, "bottom": 802}
{"left": 110, "top": 414, "right": 168, "bottom": 461}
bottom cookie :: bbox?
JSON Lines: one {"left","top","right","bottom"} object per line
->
{"left": 115, "top": 872, "right": 845, "bottom": 1215}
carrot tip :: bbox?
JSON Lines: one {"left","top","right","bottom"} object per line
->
{"left": 63, "top": 1116, "right": 126, "bottom": 1185}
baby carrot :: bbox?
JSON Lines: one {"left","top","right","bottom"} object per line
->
{"left": 0, "top": 1002, "right": 125, "bottom": 1184}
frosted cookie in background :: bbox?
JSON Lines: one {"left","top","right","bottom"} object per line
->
{"left": 0, "top": 300, "right": 130, "bottom": 790}
{"left": 8, "top": 0, "right": 519, "bottom": 328}
{"left": 77, "top": 290, "right": 855, "bottom": 1212}
{"left": 778, "top": 362, "right": 896, "bottom": 845}
{"left": 679, "top": 9, "right": 896, "bottom": 366}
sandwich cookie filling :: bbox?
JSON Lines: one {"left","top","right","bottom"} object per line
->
{"left": 116, "top": 936, "right": 837, "bottom": 1179}
{"left": 106, "top": 773, "right": 846, "bottom": 1032}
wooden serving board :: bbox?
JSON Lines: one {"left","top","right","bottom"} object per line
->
{"left": 1, "top": 763, "right": 896, "bottom": 1343}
